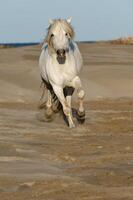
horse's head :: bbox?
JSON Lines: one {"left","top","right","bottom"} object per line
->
{"left": 45, "top": 18, "right": 75, "bottom": 64}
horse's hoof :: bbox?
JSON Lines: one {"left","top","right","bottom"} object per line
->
{"left": 43, "top": 113, "right": 54, "bottom": 122}
{"left": 45, "top": 107, "right": 53, "bottom": 117}
{"left": 69, "top": 123, "right": 75, "bottom": 129}
{"left": 44, "top": 108, "right": 54, "bottom": 122}
{"left": 52, "top": 105, "right": 59, "bottom": 113}
{"left": 36, "top": 112, "right": 53, "bottom": 122}
{"left": 76, "top": 110, "right": 85, "bottom": 124}
{"left": 36, "top": 107, "right": 54, "bottom": 122}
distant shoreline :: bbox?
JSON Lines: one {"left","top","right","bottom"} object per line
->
{"left": 0, "top": 41, "right": 97, "bottom": 48}
{"left": 1, "top": 37, "right": 133, "bottom": 48}
{"left": 0, "top": 42, "right": 40, "bottom": 48}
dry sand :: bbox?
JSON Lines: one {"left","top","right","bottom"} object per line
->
{"left": 0, "top": 43, "right": 133, "bottom": 199}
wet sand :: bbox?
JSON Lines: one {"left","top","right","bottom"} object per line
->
{"left": 0, "top": 43, "right": 133, "bottom": 199}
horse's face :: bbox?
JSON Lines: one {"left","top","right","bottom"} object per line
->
{"left": 47, "top": 18, "right": 74, "bottom": 64}
{"left": 51, "top": 27, "right": 69, "bottom": 53}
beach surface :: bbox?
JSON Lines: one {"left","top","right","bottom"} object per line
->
{"left": 0, "top": 43, "right": 133, "bottom": 199}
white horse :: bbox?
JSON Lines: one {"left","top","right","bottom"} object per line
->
{"left": 39, "top": 18, "right": 85, "bottom": 128}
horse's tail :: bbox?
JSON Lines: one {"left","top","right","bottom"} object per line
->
{"left": 39, "top": 77, "right": 62, "bottom": 112}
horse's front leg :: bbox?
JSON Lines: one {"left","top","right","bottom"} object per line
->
{"left": 52, "top": 84, "right": 75, "bottom": 128}
{"left": 72, "top": 76, "right": 85, "bottom": 123}
{"left": 64, "top": 86, "right": 75, "bottom": 110}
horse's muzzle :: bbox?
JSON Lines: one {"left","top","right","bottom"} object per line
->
{"left": 56, "top": 49, "right": 66, "bottom": 64}
{"left": 56, "top": 49, "right": 66, "bottom": 57}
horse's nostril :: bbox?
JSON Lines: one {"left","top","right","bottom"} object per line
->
{"left": 57, "top": 49, "right": 66, "bottom": 56}
{"left": 63, "top": 49, "right": 65, "bottom": 54}
{"left": 57, "top": 50, "right": 60, "bottom": 55}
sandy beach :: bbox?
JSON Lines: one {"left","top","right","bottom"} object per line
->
{"left": 0, "top": 43, "right": 133, "bottom": 199}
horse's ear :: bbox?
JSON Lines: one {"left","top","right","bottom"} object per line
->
{"left": 67, "top": 17, "right": 72, "bottom": 24}
{"left": 49, "top": 19, "right": 54, "bottom": 25}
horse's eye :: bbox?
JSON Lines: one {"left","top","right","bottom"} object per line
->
{"left": 51, "top": 34, "right": 54, "bottom": 37}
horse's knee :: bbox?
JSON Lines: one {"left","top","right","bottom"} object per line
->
{"left": 78, "top": 89, "right": 85, "bottom": 99}
{"left": 72, "top": 76, "right": 81, "bottom": 89}
{"left": 62, "top": 100, "right": 71, "bottom": 116}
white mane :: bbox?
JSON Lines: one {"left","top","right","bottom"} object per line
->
{"left": 45, "top": 19, "right": 75, "bottom": 48}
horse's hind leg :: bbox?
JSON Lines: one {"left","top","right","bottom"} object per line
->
{"left": 45, "top": 90, "right": 54, "bottom": 120}
{"left": 72, "top": 76, "right": 85, "bottom": 123}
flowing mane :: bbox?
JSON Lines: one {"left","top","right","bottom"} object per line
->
{"left": 45, "top": 19, "right": 75, "bottom": 46}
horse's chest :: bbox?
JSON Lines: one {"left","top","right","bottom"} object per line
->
{"left": 48, "top": 57, "right": 76, "bottom": 85}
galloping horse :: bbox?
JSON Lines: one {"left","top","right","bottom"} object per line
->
{"left": 39, "top": 18, "right": 85, "bottom": 128}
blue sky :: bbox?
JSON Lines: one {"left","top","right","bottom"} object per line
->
{"left": 0, "top": 0, "right": 133, "bottom": 42}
